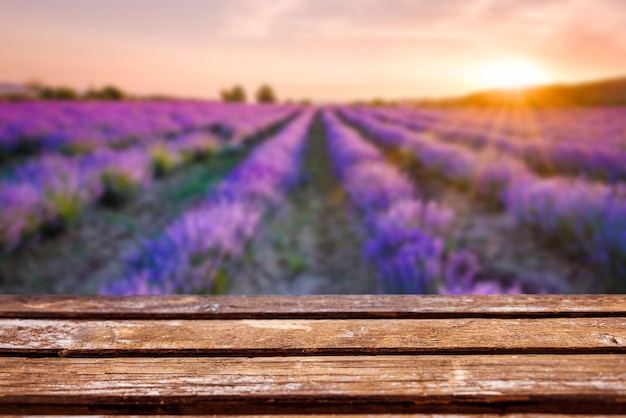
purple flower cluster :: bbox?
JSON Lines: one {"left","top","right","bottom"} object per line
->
{"left": 101, "top": 111, "right": 313, "bottom": 295}
{"left": 218, "top": 106, "right": 295, "bottom": 140}
{"left": 324, "top": 110, "right": 515, "bottom": 294}
{"left": 0, "top": 183, "right": 43, "bottom": 249}
{"left": 505, "top": 178, "right": 626, "bottom": 278}
{"left": 0, "top": 101, "right": 294, "bottom": 159}
{"left": 0, "top": 101, "right": 224, "bottom": 157}
{"left": 0, "top": 105, "right": 296, "bottom": 251}
{"left": 343, "top": 108, "right": 626, "bottom": 282}
{"left": 369, "top": 107, "right": 626, "bottom": 183}
{"left": 344, "top": 109, "right": 556, "bottom": 194}
{"left": 0, "top": 150, "right": 149, "bottom": 249}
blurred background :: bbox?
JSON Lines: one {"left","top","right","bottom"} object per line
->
{"left": 0, "top": 0, "right": 625, "bottom": 296}
{"left": 1, "top": 0, "right": 625, "bottom": 102}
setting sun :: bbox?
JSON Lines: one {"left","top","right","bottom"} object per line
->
{"left": 478, "top": 60, "right": 552, "bottom": 89}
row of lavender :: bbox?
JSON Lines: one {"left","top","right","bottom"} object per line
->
{"left": 0, "top": 105, "right": 296, "bottom": 252}
{"left": 341, "top": 108, "right": 626, "bottom": 286}
{"left": 0, "top": 101, "right": 213, "bottom": 157}
{"left": 323, "top": 110, "right": 522, "bottom": 294}
{"left": 0, "top": 101, "right": 293, "bottom": 158}
{"left": 369, "top": 107, "right": 626, "bottom": 183}
{"left": 102, "top": 111, "right": 314, "bottom": 295}
{"left": 378, "top": 106, "right": 626, "bottom": 150}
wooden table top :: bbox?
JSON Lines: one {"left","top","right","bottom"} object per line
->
{"left": 1, "top": 295, "right": 624, "bottom": 415}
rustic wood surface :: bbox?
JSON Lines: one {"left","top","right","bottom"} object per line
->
{"left": 0, "top": 412, "right": 626, "bottom": 418}
{"left": 1, "top": 295, "right": 625, "bottom": 414}
{"left": 0, "top": 295, "right": 624, "bottom": 319}
{"left": 1, "top": 355, "right": 625, "bottom": 414}
{"left": 1, "top": 317, "right": 624, "bottom": 356}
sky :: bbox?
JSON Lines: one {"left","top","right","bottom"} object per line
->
{"left": 1, "top": 0, "right": 625, "bottom": 102}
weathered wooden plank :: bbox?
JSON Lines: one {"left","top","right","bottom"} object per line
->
{"left": 0, "top": 295, "right": 624, "bottom": 319}
{"left": 0, "top": 411, "right": 626, "bottom": 418}
{"left": 0, "top": 355, "right": 624, "bottom": 414}
{"left": 1, "top": 318, "right": 624, "bottom": 356}
{"left": 1, "top": 415, "right": 624, "bottom": 418}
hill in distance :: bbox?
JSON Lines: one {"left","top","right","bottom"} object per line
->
{"left": 0, "top": 82, "right": 37, "bottom": 97}
{"left": 416, "top": 75, "right": 626, "bottom": 108}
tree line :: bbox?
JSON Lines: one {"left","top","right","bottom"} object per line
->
{"left": 24, "top": 81, "right": 127, "bottom": 100}
{"left": 2, "top": 80, "right": 313, "bottom": 104}
{"left": 220, "top": 84, "right": 277, "bottom": 103}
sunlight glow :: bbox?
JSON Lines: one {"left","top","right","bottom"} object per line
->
{"left": 478, "top": 60, "right": 552, "bottom": 89}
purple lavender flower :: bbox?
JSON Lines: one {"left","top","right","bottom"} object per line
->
{"left": 343, "top": 106, "right": 626, "bottom": 282}
{"left": 324, "top": 109, "right": 484, "bottom": 294}
{"left": 102, "top": 110, "right": 313, "bottom": 295}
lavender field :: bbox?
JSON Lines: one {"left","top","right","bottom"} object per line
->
{"left": 0, "top": 101, "right": 624, "bottom": 295}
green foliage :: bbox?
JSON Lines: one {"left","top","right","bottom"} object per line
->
{"left": 181, "top": 144, "right": 216, "bottom": 164}
{"left": 41, "top": 189, "right": 85, "bottom": 236}
{"left": 150, "top": 146, "right": 178, "bottom": 177}
{"left": 285, "top": 254, "right": 307, "bottom": 274}
{"left": 211, "top": 269, "right": 231, "bottom": 294}
{"left": 220, "top": 85, "right": 247, "bottom": 103}
{"left": 216, "top": 144, "right": 242, "bottom": 158}
{"left": 273, "top": 231, "right": 308, "bottom": 274}
{"left": 49, "top": 192, "right": 83, "bottom": 225}
{"left": 256, "top": 84, "right": 277, "bottom": 104}
{"left": 100, "top": 170, "right": 140, "bottom": 207}
{"left": 59, "top": 141, "right": 98, "bottom": 156}
{"left": 100, "top": 210, "right": 139, "bottom": 234}
{"left": 164, "top": 153, "right": 240, "bottom": 205}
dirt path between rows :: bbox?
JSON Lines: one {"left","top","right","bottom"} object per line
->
{"left": 228, "top": 114, "right": 379, "bottom": 295}
{"left": 0, "top": 153, "right": 244, "bottom": 294}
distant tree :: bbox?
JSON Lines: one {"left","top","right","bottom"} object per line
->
{"left": 99, "top": 85, "right": 125, "bottom": 100}
{"left": 40, "top": 86, "right": 79, "bottom": 100}
{"left": 231, "top": 85, "right": 246, "bottom": 102}
{"left": 85, "top": 85, "right": 126, "bottom": 100}
{"left": 256, "top": 84, "right": 277, "bottom": 104}
{"left": 220, "top": 85, "right": 247, "bottom": 103}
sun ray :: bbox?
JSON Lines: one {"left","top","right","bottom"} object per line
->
{"left": 478, "top": 59, "right": 552, "bottom": 90}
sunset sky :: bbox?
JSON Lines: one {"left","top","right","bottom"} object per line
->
{"left": 1, "top": 0, "right": 625, "bottom": 101}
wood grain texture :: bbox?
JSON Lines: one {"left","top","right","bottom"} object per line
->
{"left": 8, "top": 409, "right": 624, "bottom": 416}
{"left": 3, "top": 295, "right": 624, "bottom": 414}
{"left": 1, "top": 295, "right": 624, "bottom": 319}
{"left": 4, "top": 416, "right": 618, "bottom": 418}
{"left": 1, "top": 317, "right": 624, "bottom": 356}
{"left": 1, "top": 415, "right": 624, "bottom": 418}
{"left": 0, "top": 355, "right": 625, "bottom": 414}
